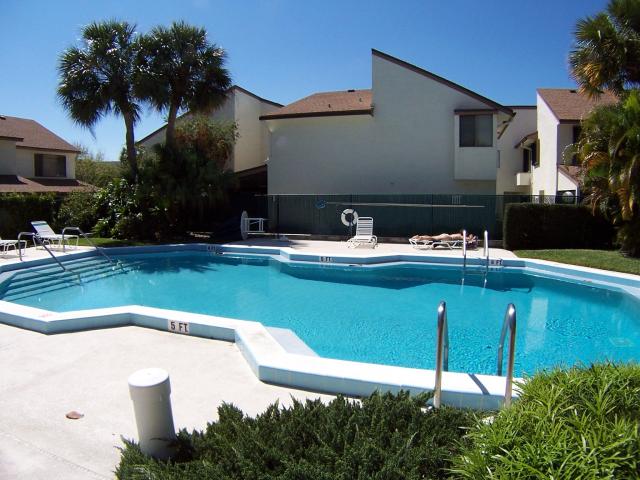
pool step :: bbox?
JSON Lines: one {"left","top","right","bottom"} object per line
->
{"left": 0, "top": 258, "right": 142, "bottom": 302}
{"left": 1, "top": 257, "right": 117, "bottom": 288}
{"left": 3, "top": 262, "right": 107, "bottom": 291}
{"left": 2, "top": 266, "right": 134, "bottom": 302}
{"left": 3, "top": 256, "right": 118, "bottom": 284}
{"left": 2, "top": 261, "right": 115, "bottom": 291}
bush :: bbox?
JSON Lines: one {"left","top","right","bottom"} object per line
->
{"left": 93, "top": 178, "right": 161, "bottom": 240}
{"left": 116, "top": 391, "right": 476, "bottom": 479}
{"left": 0, "top": 193, "right": 58, "bottom": 238}
{"left": 503, "top": 203, "right": 613, "bottom": 250}
{"left": 54, "top": 191, "right": 99, "bottom": 232}
{"left": 75, "top": 158, "right": 123, "bottom": 188}
{"left": 452, "top": 363, "right": 640, "bottom": 478}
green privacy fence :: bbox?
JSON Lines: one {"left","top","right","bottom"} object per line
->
{"left": 250, "top": 194, "right": 578, "bottom": 240}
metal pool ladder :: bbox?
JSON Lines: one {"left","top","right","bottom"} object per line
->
{"left": 433, "top": 301, "right": 517, "bottom": 409}
{"left": 433, "top": 301, "right": 449, "bottom": 409}
{"left": 62, "top": 226, "right": 121, "bottom": 269}
{"left": 461, "top": 229, "right": 489, "bottom": 287}
{"left": 483, "top": 230, "right": 489, "bottom": 274}
{"left": 17, "top": 231, "right": 82, "bottom": 284}
{"left": 496, "top": 303, "right": 517, "bottom": 407}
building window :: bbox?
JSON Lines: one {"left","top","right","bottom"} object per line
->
{"left": 521, "top": 140, "right": 538, "bottom": 172}
{"left": 34, "top": 154, "right": 66, "bottom": 177}
{"left": 459, "top": 114, "right": 493, "bottom": 147}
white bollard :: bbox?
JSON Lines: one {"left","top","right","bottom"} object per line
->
{"left": 128, "top": 368, "right": 177, "bottom": 460}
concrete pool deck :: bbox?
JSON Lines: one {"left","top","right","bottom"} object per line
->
{"left": 0, "top": 323, "right": 333, "bottom": 479}
{"left": 228, "top": 237, "right": 518, "bottom": 259}
{"left": 0, "top": 245, "right": 95, "bottom": 262}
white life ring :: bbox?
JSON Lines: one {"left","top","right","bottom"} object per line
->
{"left": 340, "top": 209, "right": 359, "bottom": 226}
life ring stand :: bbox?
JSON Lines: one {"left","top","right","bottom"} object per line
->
{"left": 240, "top": 210, "right": 249, "bottom": 240}
{"left": 340, "top": 209, "right": 359, "bottom": 227}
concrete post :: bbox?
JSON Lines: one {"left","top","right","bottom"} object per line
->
{"left": 127, "top": 368, "right": 177, "bottom": 459}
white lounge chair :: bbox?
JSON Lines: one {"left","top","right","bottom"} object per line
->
{"left": 347, "top": 217, "right": 377, "bottom": 248}
{"left": 0, "top": 237, "right": 25, "bottom": 255}
{"left": 409, "top": 237, "right": 434, "bottom": 249}
{"left": 432, "top": 235, "right": 478, "bottom": 250}
{"left": 31, "top": 221, "right": 79, "bottom": 249}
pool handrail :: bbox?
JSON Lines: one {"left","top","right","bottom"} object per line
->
{"left": 497, "top": 303, "right": 517, "bottom": 407}
{"left": 62, "top": 226, "right": 120, "bottom": 269}
{"left": 433, "top": 300, "right": 449, "bottom": 409}
{"left": 462, "top": 229, "right": 467, "bottom": 270}
{"left": 17, "top": 231, "right": 81, "bottom": 284}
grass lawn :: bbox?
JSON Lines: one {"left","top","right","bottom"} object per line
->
{"left": 515, "top": 249, "right": 640, "bottom": 275}
{"left": 77, "top": 237, "right": 148, "bottom": 248}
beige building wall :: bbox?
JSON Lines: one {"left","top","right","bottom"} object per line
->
{"left": 137, "top": 88, "right": 277, "bottom": 174}
{"left": 557, "top": 169, "right": 578, "bottom": 192}
{"left": 0, "top": 139, "right": 17, "bottom": 174}
{"left": 13, "top": 149, "right": 77, "bottom": 178}
{"left": 531, "top": 93, "right": 559, "bottom": 196}
{"left": 267, "top": 54, "right": 503, "bottom": 194}
{"left": 233, "top": 89, "right": 279, "bottom": 172}
{"left": 557, "top": 124, "right": 575, "bottom": 167}
{"left": 266, "top": 115, "right": 374, "bottom": 193}
{"left": 495, "top": 107, "right": 537, "bottom": 194}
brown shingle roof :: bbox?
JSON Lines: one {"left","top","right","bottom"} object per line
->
{"left": 0, "top": 116, "right": 80, "bottom": 153}
{"left": 259, "top": 90, "right": 373, "bottom": 120}
{"left": 537, "top": 89, "right": 618, "bottom": 122}
{"left": 0, "top": 176, "right": 94, "bottom": 193}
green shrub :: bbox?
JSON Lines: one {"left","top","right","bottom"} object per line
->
{"left": 503, "top": 203, "right": 613, "bottom": 250}
{"left": 116, "top": 391, "right": 475, "bottom": 479}
{"left": 93, "top": 179, "right": 160, "bottom": 240}
{"left": 75, "top": 158, "right": 123, "bottom": 188}
{"left": 452, "top": 363, "right": 640, "bottom": 479}
{"left": 0, "top": 193, "right": 58, "bottom": 238}
{"left": 54, "top": 191, "right": 99, "bottom": 232}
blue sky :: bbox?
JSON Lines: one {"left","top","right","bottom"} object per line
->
{"left": 1, "top": 0, "right": 608, "bottom": 161}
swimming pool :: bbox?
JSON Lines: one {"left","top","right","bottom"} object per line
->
{"left": 2, "top": 250, "right": 638, "bottom": 377}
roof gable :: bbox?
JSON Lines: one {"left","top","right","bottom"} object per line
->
{"left": 137, "top": 85, "right": 280, "bottom": 143}
{"left": 0, "top": 115, "right": 80, "bottom": 153}
{"left": 537, "top": 89, "right": 618, "bottom": 122}
{"left": 232, "top": 86, "right": 283, "bottom": 108}
{"left": 259, "top": 90, "right": 373, "bottom": 120}
{"left": 371, "top": 49, "right": 514, "bottom": 116}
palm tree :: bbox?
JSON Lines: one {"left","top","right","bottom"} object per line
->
{"left": 134, "top": 21, "right": 231, "bottom": 148}
{"left": 576, "top": 90, "right": 640, "bottom": 255}
{"left": 569, "top": 0, "right": 640, "bottom": 97}
{"left": 58, "top": 20, "right": 140, "bottom": 179}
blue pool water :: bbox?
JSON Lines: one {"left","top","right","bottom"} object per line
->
{"left": 2, "top": 252, "right": 639, "bottom": 376}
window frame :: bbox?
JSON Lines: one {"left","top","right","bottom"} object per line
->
{"left": 458, "top": 114, "right": 494, "bottom": 148}
{"left": 34, "top": 153, "right": 66, "bottom": 178}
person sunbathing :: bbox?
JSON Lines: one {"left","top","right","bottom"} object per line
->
{"left": 410, "top": 232, "right": 477, "bottom": 242}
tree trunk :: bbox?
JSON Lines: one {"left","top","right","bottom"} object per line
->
{"left": 165, "top": 102, "right": 179, "bottom": 149}
{"left": 124, "top": 113, "right": 138, "bottom": 181}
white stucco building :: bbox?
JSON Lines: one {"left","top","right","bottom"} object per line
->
{"left": 0, "top": 115, "right": 88, "bottom": 193}
{"left": 137, "top": 86, "right": 281, "bottom": 192}
{"left": 510, "top": 89, "right": 617, "bottom": 199}
{"left": 262, "top": 49, "right": 521, "bottom": 195}
{"left": 139, "top": 51, "right": 618, "bottom": 199}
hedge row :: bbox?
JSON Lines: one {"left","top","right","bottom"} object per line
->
{"left": 117, "top": 364, "right": 640, "bottom": 479}
{"left": 0, "top": 193, "right": 59, "bottom": 239}
{"left": 0, "top": 192, "right": 97, "bottom": 239}
{"left": 503, "top": 203, "right": 613, "bottom": 250}
{"left": 452, "top": 363, "right": 640, "bottom": 478}
{"left": 116, "top": 391, "right": 475, "bottom": 480}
